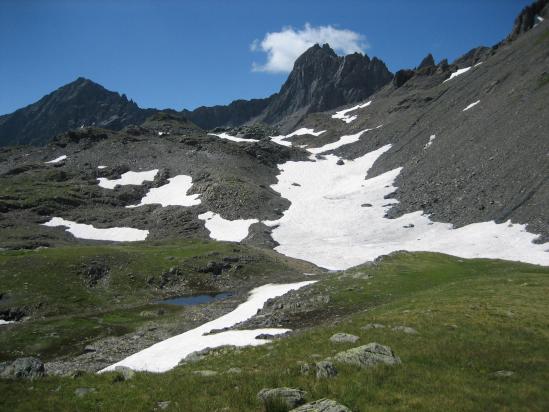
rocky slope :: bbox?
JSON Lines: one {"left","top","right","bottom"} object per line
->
{"left": 0, "top": 78, "right": 156, "bottom": 146}
{"left": 290, "top": 15, "right": 549, "bottom": 242}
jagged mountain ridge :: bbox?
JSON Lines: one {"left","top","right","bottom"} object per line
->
{"left": 0, "top": 45, "right": 392, "bottom": 146}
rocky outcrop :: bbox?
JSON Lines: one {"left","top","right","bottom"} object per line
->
{"left": 332, "top": 343, "right": 401, "bottom": 368}
{"left": 0, "top": 77, "right": 156, "bottom": 146}
{"left": 507, "top": 0, "right": 549, "bottom": 41}
{"left": 0, "top": 357, "right": 45, "bottom": 380}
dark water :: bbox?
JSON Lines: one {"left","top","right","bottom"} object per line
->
{"left": 158, "top": 292, "right": 232, "bottom": 306}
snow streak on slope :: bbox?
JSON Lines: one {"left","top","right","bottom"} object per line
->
{"left": 45, "top": 155, "right": 67, "bottom": 164}
{"left": 463, "top": 100, "right": 480, "bottom": 111}
{"left": 97, "top": 170, "right": 159, "bottom": 189}
{"left": 199, "top": 211, "right": 258, "bottom": 242}
{"left": 128, "top": 175, "right": 201, "bottom": 207}
{"left": 43, "top": 217, "right": 148, "bottom": 242}
{"left": 332, "top": 101, "right": 371, "bottom": 123}
{"left": 443, "top": 67, "right": 472, "bottom": 82}
{"left": 424, "top": 134, "right": 436, "bottom": 149}
{"left": 265, "top": 143, "right": 549, "bottom": 270}
{"left": 208, "top": 133, "right": 259, "bottom": 143}
{"left": 102, "top": 281, "right": 315, "bottom": 373}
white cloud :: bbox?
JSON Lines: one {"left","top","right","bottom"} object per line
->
{"left": 251, "top": 23, "right": 368, "bottom": 73}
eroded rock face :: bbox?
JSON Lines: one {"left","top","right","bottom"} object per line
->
{"left": 507, "top": 0, "right": 549, "bottom": 41}
{"left": 332, "top": 343, "right": 401, "bottom": 368}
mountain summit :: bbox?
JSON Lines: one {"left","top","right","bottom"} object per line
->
{"left": 0, "top": 77, "right": 154, "bottom": 146}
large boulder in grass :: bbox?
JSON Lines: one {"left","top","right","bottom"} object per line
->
{"left": 0, "top": 357, "right": 45, "bottom": 380}
{"left": 257, "top": 387, "right": 307, "bottom": 410}
{"left": 332, "top": 342, "right": 401, "bottom": 368}
{"left": 329, "top": 333, "right": 359, "bottom": 344}
{"left": 291, "top": 398, "right": 351, "bottom": 412}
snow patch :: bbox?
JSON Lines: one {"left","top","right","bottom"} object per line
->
{"left": 45, "top": 155, "right": 67, "bottom": 164}
{"left": 101, "top": 281, "right": 316, "bottom": 373}
{"left": 424, "top": 134, "right": 436, "bottom": 149}
{"left": 97, "top": 170, "right": 159, "bottom": 189}
{"left": 307, "top": 126, "right": 381, "bottom": 154}
{"left": 199, "top": 211, "right": 258, "bottom": 242}
{"left": 286, "top": 128, "right": 326, "bottom": 137}
{"left": 0, "top": 320, "right": 14, "bottom": 326}
{"left": 209, "top": 133, "right": 259, "bottom": 143}
{"left": 332, "top": 101, "right": 372, "bottom": 123}
{"left": 43, "top": 217, "right": 148, "bottom": 242}
{"left": 97, "top": 165, "right": 107, "bottom": 169}
{"left": 267, "top": 146, "right": 549, "bottom": 270}
{"left": 463, "top": 100, "right": 480, "bottom": 111}
{"left": 128, "top": 175, "right": 201, "bottom": 207}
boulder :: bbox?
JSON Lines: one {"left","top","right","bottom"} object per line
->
{"left": 391, "top": 325, "right": 418, "bottom": 334}
{"left": 257, "top": 387, "right": 307, "bottom": 409}
{"left": 192, "top": 370, "right": 218, "bottom": 377}
{"left": 74, "top": 387, "right": 96, "bottom": 398}
{"left": 333, "top": 343, "right": 401, "bottom": 368}
{"left": 315, "top": 361, "right": 338, "bottom": 379}
{"left": 290, "top": 398, "right": 351, "bottom": 412}
{"left": 329, "top": 333, "right": 359, "bottom": 344}
{"left": 0, "top": 357, "right": 45, "bottom": 380}
{"left": 114, "top": 365, "right": 135, "bottom": 380}
{"left": 361, "top": 323, "right": 385, "bottom": 330}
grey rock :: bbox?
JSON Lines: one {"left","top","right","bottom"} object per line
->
{"left": 74, "top": 387, "right": 96, "bottom": 397}
{"left": 114, "top": 365, "right": 135, "bottom": 380}
{"left": 192, "top": 370, "right": 218, "bottom": 377}
{"left": 361, "top": 323, "right": 386, "bottom": 330}
{"left": 329, "top": 333, "right": 359, "bottom": 343}
{"left": 336, "top": 159, "right": 344, "bottom": 166}
{"left": 226, "top": 367, "right": 242, "bottom": 374}
{"left": 333, "top": 342, "right": 401, "bottom": 368}
{"left": 257, "top": 387, "right": 307, "bottom": 409}
{"left": 0, "top": 357, "right": 45, "bottom": 380}
{"left": 315, "top": 361, "right": 338, "bottom": 379}
{"left": 156, "top": 400, "right": 171, "bottom": 410}
{"left": 391, "top": 325, "right": 418, "bottom": 334}
{"left": 290, "top": 398, "right": 351, "bottom": 412}
{"left": 493, "top": 370, "right": 514, "bottom": 378}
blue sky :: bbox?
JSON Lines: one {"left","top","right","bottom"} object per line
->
{"left": 0, "top": 0, "right": 531, "bottom": 115}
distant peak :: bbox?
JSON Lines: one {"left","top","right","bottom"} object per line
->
{"left": 417, "top": 53, "right": 435, "bottom": 70}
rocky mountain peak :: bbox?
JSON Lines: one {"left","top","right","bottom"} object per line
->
{"left": 507, "top": 0, "right": 548, "bottom": 41}
{"left": 417, "top": 53, "right": 435, "bottom": 70}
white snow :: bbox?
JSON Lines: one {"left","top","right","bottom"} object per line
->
{"left": 270, "top": 135, "right": 293, "bottom": 147}
{"left": 128, "top": 175, "right": 201, "bottom": 207}
{"left": 97, "top": 165, "right": 107, "bottom": 169}
{"left": 266, "top": 145, "right": 549, "bottom": 270}
{"left": 463, "top": 100, "right": 480, "bottom": 111}
{"left": 101, "top": 281, "right": 315, "bottom": 373}
{"left": 45, "top": 155, "right": 67, "bottom": 164}
{"left": 199, "top": 211, "right": 259, "bottom": 242}
{"left": 97, "top": 169, "right": 159, "bottom": 189}
{"left": 424, "top": 134, "right": 436, "bottom": 149}
{"left": 286, "top": 128, "right": 326, "bottom": 137}
{"left": 443, "top": 66, "right": 471, "bottom": 83}
{"left": 270, "top": 128, "right": 327, "bottom": 147}
{"left": 43, "top": 217, "right": 148, "bottom": 242}
{"left": 534, "top": 16, "right": 544, "bottom": 27}
{"left": 332, "top": 101, "right": 372, "bottom": 123}
{"left": 208, "top": 133, "right": 259, "bottom": 143}
{"left": 307, "top": 126, "right": 381, "bottom": 154}
{"left": 0, "top": 320, "right": 14, "bottom": 325}
{"left": 474, "top": 61, "right": 483, "bottom": 68}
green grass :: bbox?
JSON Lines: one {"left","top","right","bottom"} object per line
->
{"left": 0, "top": 240, "right": 315, "bottom": 361}
{"left": 1, "top": 252, "right": 547, "bottom": 411}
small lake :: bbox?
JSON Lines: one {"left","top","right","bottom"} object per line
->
{"left": 158, "top": 292, "right": 233, "bottom": 306}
